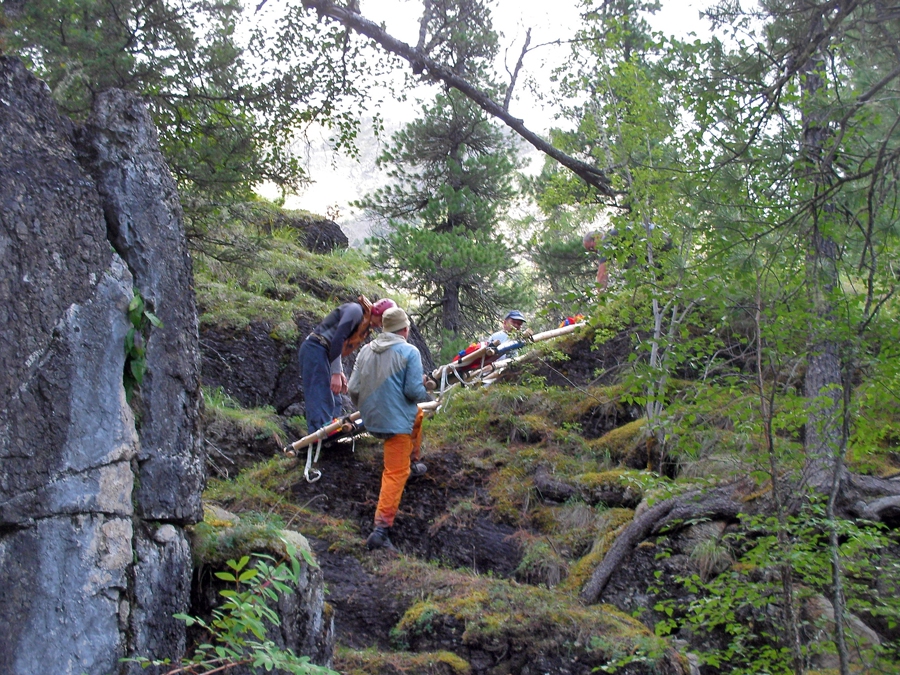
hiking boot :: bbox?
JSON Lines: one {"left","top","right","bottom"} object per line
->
{"left": 366, "top": 527, "right": 397, "bottom": 551}
{"left": 410, "top": 461, "right": 427, "bottom": 478}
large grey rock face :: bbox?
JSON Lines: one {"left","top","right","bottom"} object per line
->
{"left": 129, "top": 524, "right": 193, "bottom": 665}
{"left": 1, "top": 515, "right": 135, "bottom": 674}
{"left": 0, "top": 58, "right": 122, "bottom": 501}
{"left": 77, "top": 89, "right": 205, "bottom": 524}
{"left": 0, "top": 55, "right": 333, "bottom": 675}
{"left": 0, "top": 56, "right": 201, "bottom": 674}
{"left": 0, "top": 55, "right": 139, "bottom": 674}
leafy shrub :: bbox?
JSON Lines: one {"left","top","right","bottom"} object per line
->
{"left": 126, "top": 540, "right": 336, "bottom": 674}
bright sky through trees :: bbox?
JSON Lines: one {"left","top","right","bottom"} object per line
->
{"left": 266, "top": 0, "right": 710, "bottom": 228}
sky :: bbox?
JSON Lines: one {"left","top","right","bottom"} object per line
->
{"left": 259, "top": 0, "right": 711, "bottom": 237}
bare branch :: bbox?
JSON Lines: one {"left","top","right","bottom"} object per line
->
{"left": 300, "top": 0, "right": 617, "bottom": 198}
{"left": 416, "top": 0, "right": 433, "bottom": 52}
{"left": 503, "top": 27, "right": 530, "bottom": 111}
{"left": 579, "top": 485, "right": 745, "bottom": 604}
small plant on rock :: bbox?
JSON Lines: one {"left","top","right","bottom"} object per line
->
{"left": 124, "top": 288, "right": 162, "bottom": 404}
{"left": 125, "top": 540, "right": 336, "bottom": 674}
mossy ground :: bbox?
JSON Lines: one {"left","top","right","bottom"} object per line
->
{"left": 193, "top": 210, "right": 900, "bottom": 674}
{"left": 192, "top": 200, "right": 386, "bottom": 342}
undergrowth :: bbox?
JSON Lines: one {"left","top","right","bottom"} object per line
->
{"left": 203, "top": 386, "right": 296, "bottom": 442}
{"left": 191, "top": 200, "right": 384, "bottom": 341}
{"left": 335, "top": 646, "right": 471, "bottom": 675}
{"left": 382, "top": 557, "right": 669, "bottom": 669}
{"left": 203, "top": 457, "right": 363, "bottom": 553}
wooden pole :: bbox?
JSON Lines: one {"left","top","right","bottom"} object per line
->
{"left": 284, "top": 322, "right": 585, "bottom": 455}
{"left": 283, "top": 411, "right": 362, "bottom": 455}
{"left": 283, "top": 400, "right": 443, "bottom": 455}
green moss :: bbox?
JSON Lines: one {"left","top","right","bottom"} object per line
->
{"left": 385, "top": 558, "right": 665, "bottom": 668}
{"left": 542, "top": 386, "right": 622, "bottom": 425}
{"left": 512, "top": 532, "right": 570, "bottom": 587}
{"left": 335, "top": 646, "right": 471, "bottom": 675}
{"left": 204, "top": 466, "right": 286, "bottom": 511}
{"left": 595, "top": 419, "right": 645, "bottom": 461}
{"left": 846, "top": 446, "right": 900, "bottom": 478}
{"left": 399, "top": 599, "right": 447, "bottom": 632}
{"left": 203, "top": 386, "right": 290, "bottom": 445}
{"left": 192, "top": 206, "right": 385, "bottom": 342}
{"left": 202, "top": 457, "right": 363, "bottom": 552}
{"left": 574, "top": 469, "right": 630, "bottom": 492}
{"left": 508, "top": 412, "right": 554, "bottom": 442}
{"left": 190, "top": 507, "right": 293, "bottom": 565}
{"left": 428, "top": 385, "right": 629, "bottom": 452}
{"left": 530, "top": 501, "right": 605, "bottom": 560}
{"left": 486, "top": 464, "right": 533, "bottom": 525}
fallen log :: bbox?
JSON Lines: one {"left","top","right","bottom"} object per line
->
{"left": 579, "top": 484, "right": 745, "bottom": 604}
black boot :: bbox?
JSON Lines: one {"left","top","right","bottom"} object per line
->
{"left": 366, "top": 526, "right": 397, "bottom": 551}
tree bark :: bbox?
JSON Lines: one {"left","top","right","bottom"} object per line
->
{"left": 799, "top": 10, "right": 844, "bottom": 494}
{"left": 441, "top": 279, "right": 461, "bottom": 337}
{"left": 579, "top": 497, "right": 679, "bottom": 605}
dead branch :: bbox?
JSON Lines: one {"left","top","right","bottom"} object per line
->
{"left": 300, "top": 0, "right": 617, "bottom": 198}
{"left": 579, "top": 485, "right": 745, "bottom": 605}
{"left": 503, "top": 27, "right": 531, "bottom": 111}
{"left": 844, "top": 473, "right": 900, "bottom": 525}
{"left": 579, "top": 496, "right": 681, "bottom": 605}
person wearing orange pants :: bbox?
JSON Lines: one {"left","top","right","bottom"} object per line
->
{"left": 374, "top": 409, "right": 426, "bottom": 529}
{"left": 348, "top": 308, "right": 432, "bottom": 550}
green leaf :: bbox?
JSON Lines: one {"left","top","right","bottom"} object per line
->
{"left": 130, "top": 358, "right": 146, "bottom": 385}
{"left": 128, "top": 293, "right": 143, "bottom": 316}
{"left": 238, "top": 569, "right": 259, "bottom": 582}
{"left": 144, "top": 310, "right": 163, "bottom": 328}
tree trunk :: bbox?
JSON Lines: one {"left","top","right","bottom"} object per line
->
{"left": 442, "top": 280, "right": 461, "bottom": 338}
{"left": 799, "top": 10, "right": 851, "bottom": 675}
{"left": 799, "top": 11, "right": 844, "bottom": 494}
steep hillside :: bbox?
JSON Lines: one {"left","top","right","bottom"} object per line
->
{"left": 191, "top": 204, "right": 434, "bottom": 476}
{"left": 193, "top": 210, "right": 900, "bottom": 675}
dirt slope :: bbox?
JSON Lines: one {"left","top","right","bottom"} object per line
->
{"left": 200, "top": 328, "right": 700, "bottom": 674}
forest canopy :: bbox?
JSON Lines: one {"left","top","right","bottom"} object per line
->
{"left": 4, "top": 0, "right": 900, "bottom": 471}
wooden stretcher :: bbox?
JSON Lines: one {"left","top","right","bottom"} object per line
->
{"left": 429, "top": 322, "right": 584, "bottom": 394}
{"left": 283, "top": 401, "right": 442, "bottom": 482}
{"left": 282, "top": 322, "right": 584, "bottom": 481}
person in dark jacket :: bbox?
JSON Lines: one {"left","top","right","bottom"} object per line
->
{"left": 299, "top": 296, "right": 395, "bottom": 434}
{"left": 348, "top": 307, "right": 432, "bottom": 551}
{"left": 582, "top": 229, "right": 615, "bottom": 290}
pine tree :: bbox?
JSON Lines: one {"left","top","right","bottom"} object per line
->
{"left": 358, "top": 89, "right": 525, "bottom": 360}
{"left": 1, "top": 0, "right": 377, "bottom": 198}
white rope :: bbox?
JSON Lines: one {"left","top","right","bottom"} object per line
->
{"left": 304, "top": 437, "right": 324, "bottom": 483}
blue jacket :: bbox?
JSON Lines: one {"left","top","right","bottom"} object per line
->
{"left": 348, "top": 332, "right": 430, "bottom": 436}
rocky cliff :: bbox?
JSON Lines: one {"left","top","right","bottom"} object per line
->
{"left": 0, "top": 56, "right": 331, "bottom": 675}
